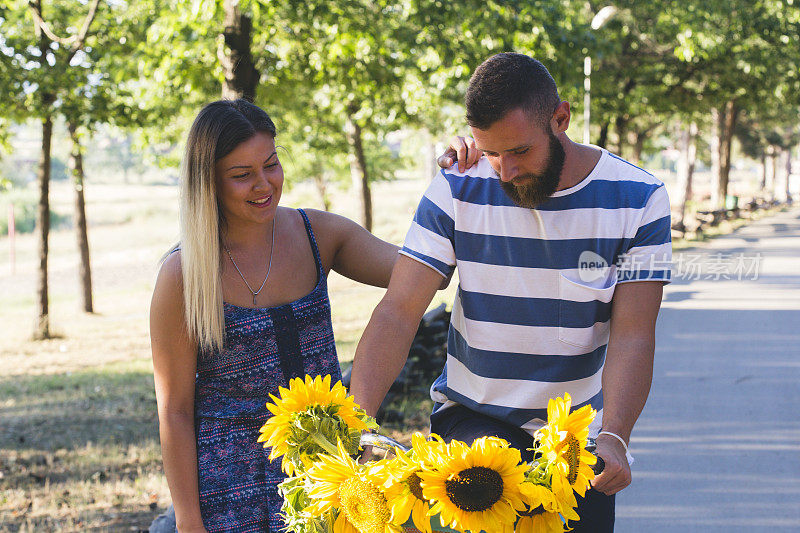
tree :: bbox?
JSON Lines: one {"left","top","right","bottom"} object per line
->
{"left": 674, "top": 122, "right": 699, "bottom": 232}
{"left": 672, "top": 0, "right": 798, "bottom": 207}
{"left": 256, "top": 1, "right": 422, "bottom": 230}
{"left": 2, "top": 0, "right": 101, "bottom": 338}
{"left": 66, "top": 122, "right": 93, "bottom": 312}
{"left": 2, "top": 0, "right": 167, "bottom": 329}
{"left": 219, "top": 0, "right": 259, "bottom": 100}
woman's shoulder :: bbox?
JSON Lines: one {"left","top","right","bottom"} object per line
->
{"left": 153, "top": 248, "right": 184, "bottom": 301}
{"left": 299, "top": 208, "right": 359, "bottom": 237}
{"left": 150, "top": 249, "right": 192, "bottom": 349}
{"left": 282, "top": 207, "right": 339, "bottom": 241}
{"left": 160, "top": 247, "right": 182, "bottom": 275}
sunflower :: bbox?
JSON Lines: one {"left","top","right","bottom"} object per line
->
{"left": 409, "top": 432, "right": 448, "bottom": 467}
{"left": 381, "top": 436, "right": 437, "bottom": 533}
{"left": 515, "top": 506, "right": 563, "bottom": 532}
{"left": 514, "top": 482, "right": 564, "bottom": 533}
{"left": 521, "top": 460, "right": 579, "bottom": 525}
{"left": 257, "top": 374, "right": 376, "bottom": 475}
{"left": 547, "top": 470, "right": 579, "bottom": 522}
{"left": 305, "top": 442, "right": 403, "bottom": 533}
{"left": 382, "top": 433, "right": 455, "bottom": 533}
{"left": 535, "top": 393, "right": 597, "bottom": 497}
{"left": 278, "top": 474, "right": 331, "bottom": 533}
{"left": 418, "top": 436, "right": 527, "bottom": 533}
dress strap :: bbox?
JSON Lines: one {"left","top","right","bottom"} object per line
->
{"left": 297, "top": 209, "right": 323, "bottom": 276}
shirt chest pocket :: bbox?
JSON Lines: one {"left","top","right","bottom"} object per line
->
{"left": 558, "top": 270, "right": 617, "bottom": 348}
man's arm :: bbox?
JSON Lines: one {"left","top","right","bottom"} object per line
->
{"left": 350, "top": 255, "right": 446, "bottom": 417}
{"left": 591, "top": 280, "right": 663, "bottom": 495}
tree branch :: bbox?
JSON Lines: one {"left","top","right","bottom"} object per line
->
{"left": 27, "top": 0, "right": 69, "bottom": 45}
{"left": 68, "top": 0, "right": 102, "bottom": 60}
{"left": 27, "top": 0, "right": 103, "bottom": 60}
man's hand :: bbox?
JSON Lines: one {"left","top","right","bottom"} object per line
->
{"left": 590, "top": 434, "right": 631, "bottom": 495}
{"left": 437, "top": 136, "right": 482, "bottom": 173}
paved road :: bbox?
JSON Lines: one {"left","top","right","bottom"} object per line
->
{"left": 616, "top": 207, "right": 800, "bottom": 532}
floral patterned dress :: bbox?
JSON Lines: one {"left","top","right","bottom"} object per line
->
{"left": 194, "top": 209, "right": 341, "bottom": 532}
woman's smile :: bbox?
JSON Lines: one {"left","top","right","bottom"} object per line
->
{"left": 247, "top": 194, "right": 272, "bottom": 208}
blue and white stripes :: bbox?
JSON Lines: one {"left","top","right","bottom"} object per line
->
{"left": 400, "top": 150, "right": 672, "bottom": 435}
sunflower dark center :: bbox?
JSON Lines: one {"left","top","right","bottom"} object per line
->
{"left": 444, "top": 466, "right": 503, "bottom": 512}
{"left": 564, "top": 435, "right": 581, "bottom": 485}
{"left": 519, "top": 504, "right": 545, "bottom": 517}
{"left": 408, "top": 473, "right": 425, "bottom": 501}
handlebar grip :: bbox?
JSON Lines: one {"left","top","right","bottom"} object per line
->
{"left": 592, "top": 455, "right": 605, "bottom": 475}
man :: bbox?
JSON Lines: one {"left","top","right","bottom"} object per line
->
{"left": 350, "top": 53, "right": 671, "bottom": 532}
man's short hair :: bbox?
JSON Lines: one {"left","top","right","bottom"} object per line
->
{"left": 465, "top": 53, "right": 561, "bottom": 130}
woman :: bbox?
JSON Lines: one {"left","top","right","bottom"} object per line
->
{"left": 150, "top": 99, "right": 400, "bottom": 532}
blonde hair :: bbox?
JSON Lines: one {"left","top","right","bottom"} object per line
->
{"left": 177, "top": 100, "right": 277, "bottom": 354}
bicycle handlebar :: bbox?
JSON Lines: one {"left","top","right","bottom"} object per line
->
{"left": 359, "top": 433, "right": 605, "bottom": 474}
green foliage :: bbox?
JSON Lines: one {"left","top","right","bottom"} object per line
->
{"left": 3, "top": 0, "right": 799, "bottom": 192}
{"left": 0, "top": 187, "right": 71, "bottom": 235}
{"left": 1, "top": 0, "right": 170, "bottom": 154}
{"left": 278, "top": 475, "right": 330, "bottom": 533}
{"left": 280, "top": 129, "right": 402, "bottom": 188}
{"left": 275, "top": 402, "right": 376, "bottom": 477}
{"left": 50, "top": 155, "right": 68, "bottom": 181}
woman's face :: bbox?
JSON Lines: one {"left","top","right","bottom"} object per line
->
{"left": 214, "top": 132, "right": 283, "bottom": 227}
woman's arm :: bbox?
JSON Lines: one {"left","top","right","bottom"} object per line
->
{"left": 150, "top": 254, "right": 208, "bottom": 533}
{"left": 307, "top": 210, "right": 400, "bottom": 288}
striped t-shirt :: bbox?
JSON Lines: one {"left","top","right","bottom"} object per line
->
{"left": 400, "top": 149, "right": 672, "bottom": 436}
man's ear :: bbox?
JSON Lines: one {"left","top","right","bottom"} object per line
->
{"left": 551, "top": 101, "right": 571, "bottom": 134}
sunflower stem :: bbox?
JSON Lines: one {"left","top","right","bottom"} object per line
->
{"left": 525, "top": 461, "right": 552, "bottom": 485}
{"left": 309, "top": 432, "right": 339, "bottom": 456}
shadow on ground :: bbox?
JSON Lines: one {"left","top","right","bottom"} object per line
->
{"left": 0, "top": 368, "right": 165, "bottom": 532}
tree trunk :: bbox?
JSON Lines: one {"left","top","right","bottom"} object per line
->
{"left": 675, "top": 122, "right": 698, "bottom": 231}
{"left": 709, "top": 108, "right": 721, "bottom": 207}
{"left": 425, "top": 131, "right": 438, "bottom": 180}
{"left": 771, "top": 152, "right": 779, "bottom": 199}
{"left": 760, "top": 153, "right": 767, "bottom": 192}
{"left": 597, "top": 121, "right": 610, "bottom": 149}
{"left": 345, "top": 110, "right": 372, "bottom": 231}
{"left": 313, "top": 174, "right": 331, "bottom": 212}
{"left": 34, "top": 115, "right": 53, "bottom": 340}
{"left": 785, "top": 147, "right": 793, "bottom": 203}
{"left": 311, "top": 159, "right": 331, "bottom": 212}
{"left": 765, "top": 147, "right": 776, "bottom": 199}
{"left": 68, "top": 122, "right": 94, "bottom": 313}
{"left": 717, "top": 99, "right": 738, "bottom": 208}
{"left": 614, "top": 115, "right": 627, "bottom": 158}
{"left": 632, "top": 131, "right": 646, "bottom": 165}
{"left": 687, "top": 126, "right": 698, "bottom": 200}
{"left": 218, "top": 0, "right": 258, "bottom": 101}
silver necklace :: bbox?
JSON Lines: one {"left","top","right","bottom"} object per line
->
{"left": 224, "top": 215, "right": 276, "bottom": 306}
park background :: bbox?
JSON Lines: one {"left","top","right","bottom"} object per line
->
{"left": 1, "top": 0, "right": 799, "bottom": 531}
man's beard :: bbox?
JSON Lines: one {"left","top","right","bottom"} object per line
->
{"left": 501, "top": 132, "right": 565, "bottom": 208}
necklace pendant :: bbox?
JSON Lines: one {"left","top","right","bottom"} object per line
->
{"left": 253, "top": 293, "right": 258, "bottom": 306}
